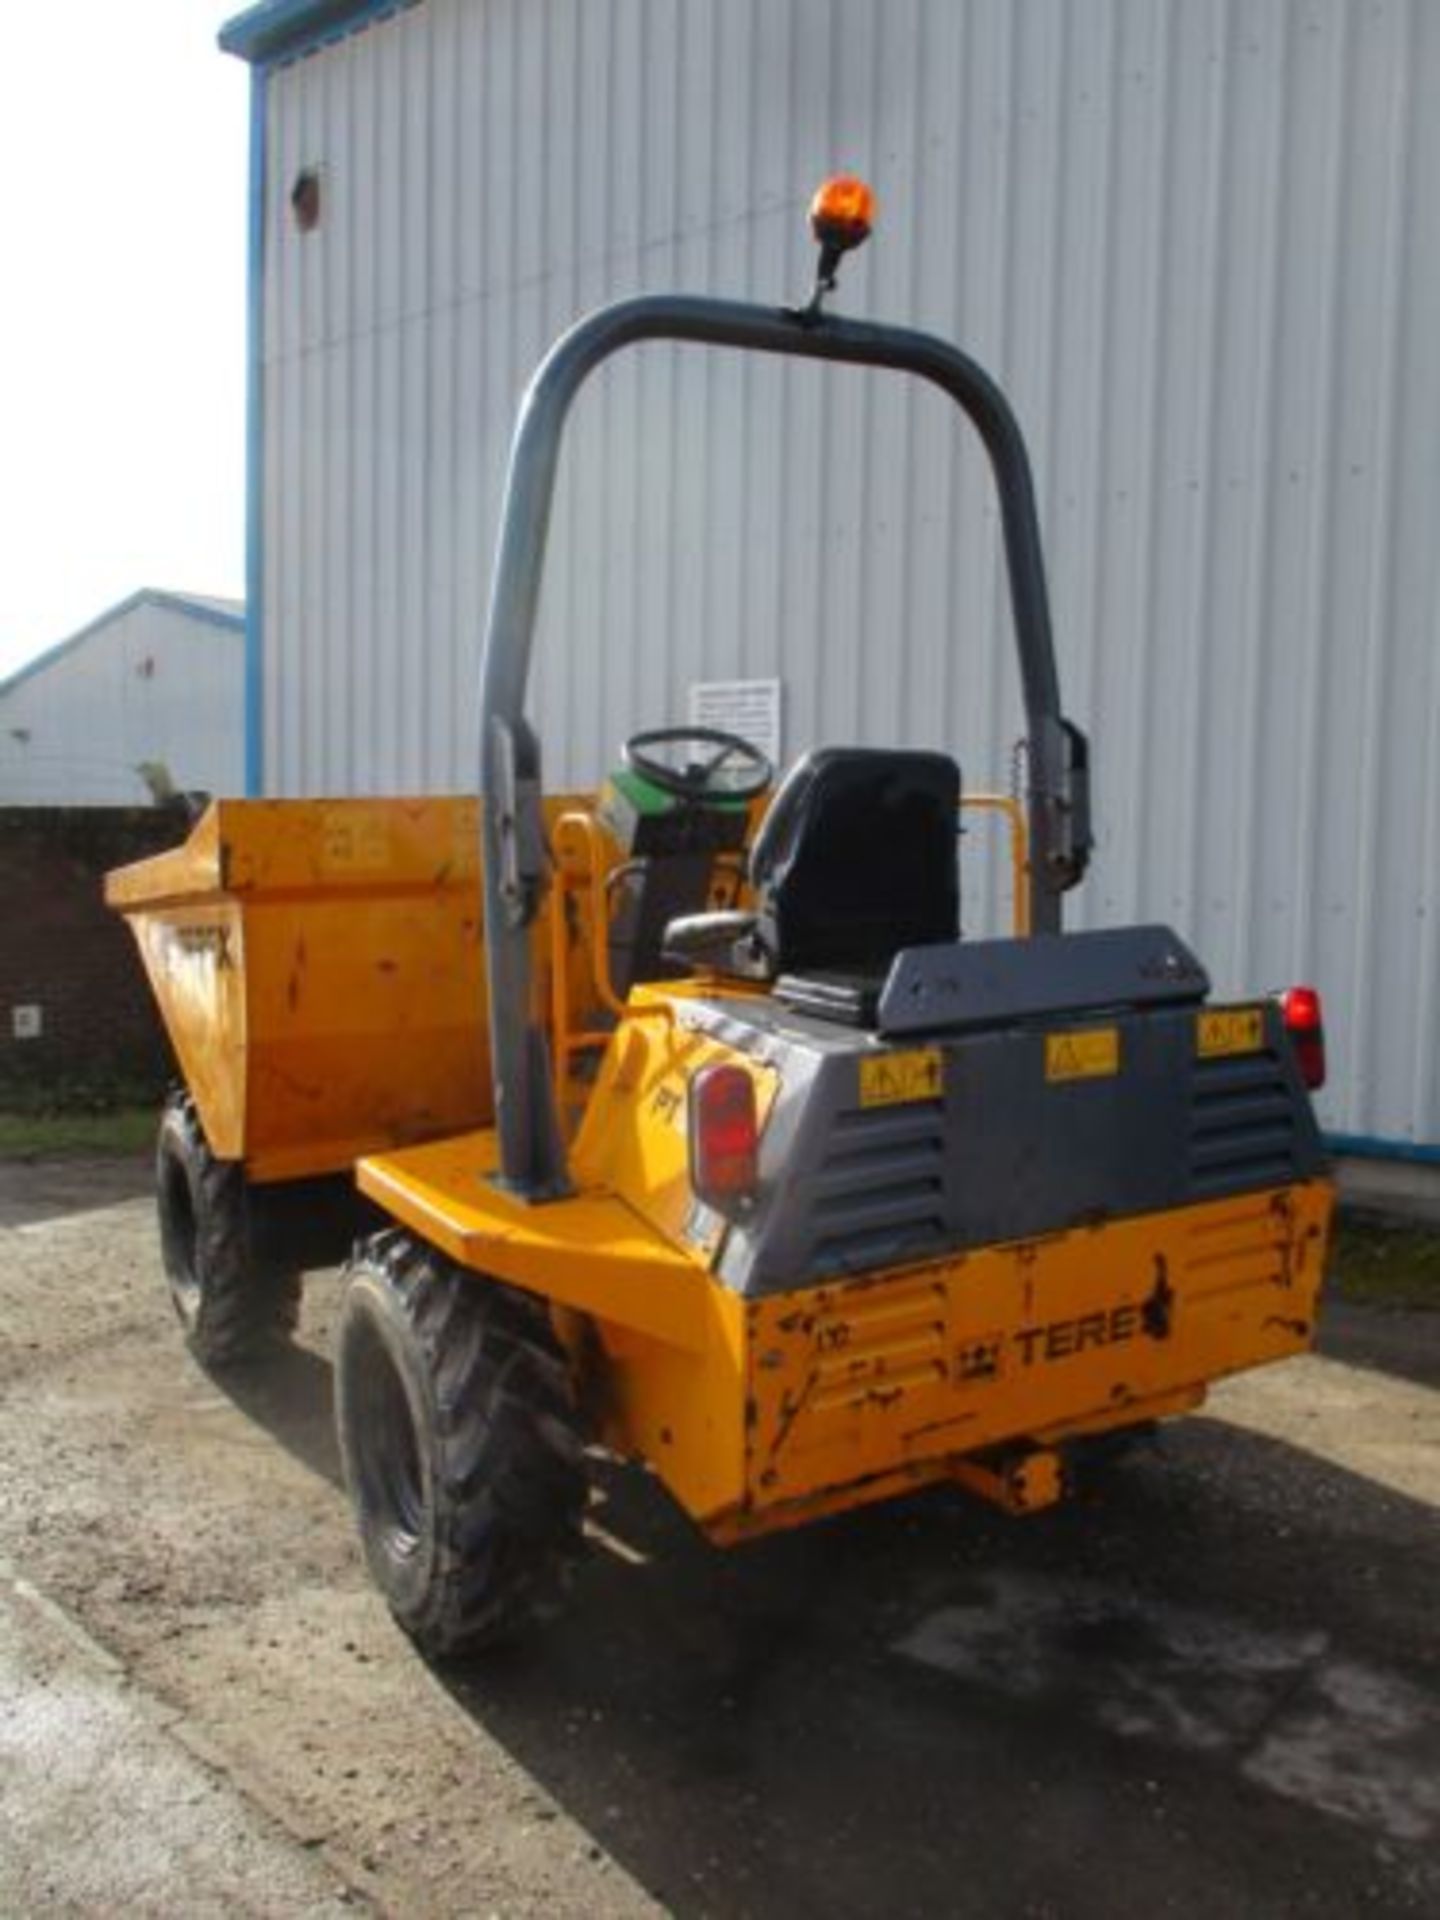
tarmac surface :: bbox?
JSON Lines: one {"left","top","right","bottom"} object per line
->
{"left": 0, "top": 1151, "right": 1436, "bottom": 1917}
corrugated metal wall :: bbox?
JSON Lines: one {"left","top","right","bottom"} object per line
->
{"left": 258, "top": 0, "right": 1440, "bottom": 1148}
{"left": 0, "top": 597, "right": 245, "bottom": 805}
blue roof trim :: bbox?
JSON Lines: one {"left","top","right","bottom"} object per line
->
{"left": 244, "top": 66, "right": 267, "bottom": 795}
{"left": 220, "top": 0, "right": 420, "bottom": 67}
{"left": 1325, "top": 1132, "right": 1440, "bottom": 1166}
{"left": 0, "top": 591, "right": 244, "bottom": 700}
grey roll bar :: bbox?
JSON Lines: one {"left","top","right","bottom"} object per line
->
{"left": 478, "top": 293, "right": 1091, "bottom": 1198}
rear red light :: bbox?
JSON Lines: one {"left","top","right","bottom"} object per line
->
{"left": 688, "top": 1063, "right": 758, "bottom": 1211}
{"left": 1281, "top": 985, "right": 1326, "bottom": 1092}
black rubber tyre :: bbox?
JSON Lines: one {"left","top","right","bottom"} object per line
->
{"left": 155, "top": 1090, "right": 302, "bottom": 1367}
{"left": 335, "top": 1229, "right": 588, "bottom": 1656}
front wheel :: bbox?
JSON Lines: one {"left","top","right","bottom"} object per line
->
{"left": 156, "top": 1091, "right": 301, "bottom": 1367}
{"left": 334, "top": 1230, "right": 588, "bottom": 1656}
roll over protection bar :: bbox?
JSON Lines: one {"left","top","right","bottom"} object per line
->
{"left": 477, "top": 294, "right": 1092, "bottom": 1198}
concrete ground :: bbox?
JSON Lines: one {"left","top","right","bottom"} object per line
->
{"left": 0, "top": 1151, "right": 1436, "bottom": 1918}
{"left": 0, "top": 1564, "right": 350, "bottom": 1916}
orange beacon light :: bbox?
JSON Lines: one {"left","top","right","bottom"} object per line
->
{"left": 809, "top": 175, "right": 876, "bottom": 252}
{"left": 801, "top": 175, "right": 875, "bottom": 317}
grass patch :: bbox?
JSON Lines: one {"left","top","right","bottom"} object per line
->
{"left": 0, "top": 1107, "right": 155, "bottom": 1158}
{"left": 1331, "top": 1217, "right": 1440, "bottom": 1310}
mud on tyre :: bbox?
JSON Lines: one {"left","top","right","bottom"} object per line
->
{"left": 335, "top": 1229, "right": 588, "bottom": 1656}
{"left": 156, "top": 1090, "right": 302, "bottom": 1366}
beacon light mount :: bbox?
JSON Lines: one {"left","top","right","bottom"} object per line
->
{"left": 791, "top": 175, "right": 876, "bottom": 323}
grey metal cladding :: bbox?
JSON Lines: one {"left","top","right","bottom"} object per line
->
{"left": 259, "top": 0, "right": 1440, "bottom": 1150}
{"left": 689, "top": 998, "right": 1325, "bottom": 1297}
{"left": 877, "top": 925, "right": 1210, "bottom": 1036}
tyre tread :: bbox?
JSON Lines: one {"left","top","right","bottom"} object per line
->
{"left": 339, "top": 1229, "right": 586, "bottom": 1655}
{"left": 156, "top": 1090, "right": 301, "bottom": 1366}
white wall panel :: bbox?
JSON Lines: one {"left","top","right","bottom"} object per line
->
{"left": 0, "top": 597, "right": 244, "bottom": 805}
{"left": 258, "top": 0, "right": 1440, "bottom": 1147}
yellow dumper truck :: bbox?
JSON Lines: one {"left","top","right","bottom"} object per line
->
{"left": 110, "top": 181, "right": 1333, "bottom": 1654}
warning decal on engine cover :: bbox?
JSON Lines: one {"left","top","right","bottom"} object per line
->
{"left": 859, "top": 1048, "right": 945, "bottom": 1107}
{"left": 1045, "top": 1027, "right": 1120, "bottom": 1082}
{"left": 1197, "top": 1007, "right": 1265, "bottom": 1058}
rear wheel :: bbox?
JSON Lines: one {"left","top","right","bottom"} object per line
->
{"left": 156, "top": 1090, "right": 301, "bottom": 1366}
{"left": 335, "top": 1229, "right": 588, "bottom": 1656}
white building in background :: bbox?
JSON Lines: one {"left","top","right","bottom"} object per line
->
{"left": 0, "top": 590, "right": 245, "bottom": 805}
{"left": 219, "top": 0, "right": 1440, "bottom": 1157}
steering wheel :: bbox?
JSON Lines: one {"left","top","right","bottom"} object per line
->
{"left": 622, "top": 726, "right": 774, "bottom": 803}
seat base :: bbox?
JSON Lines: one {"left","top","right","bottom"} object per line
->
{"left": 773, "top": 970, "right": 883, "bottom": 1028}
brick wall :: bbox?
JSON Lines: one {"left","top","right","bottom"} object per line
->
{"left": 0, "top": 808, "right": 188, "bottom": 1104}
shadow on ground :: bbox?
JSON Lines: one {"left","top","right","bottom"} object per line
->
{"left": 222, "top": 1342, "right": 345, "bottom": 1491}
{"left": 226, "top": 1306, "right": 1440, "bottom": 1919}
{"left": 0, "top": 1152, "right": 151, "bottom": 1231}
{"left": 430, "top": 1424, "right": 1438, "bottom": 1918}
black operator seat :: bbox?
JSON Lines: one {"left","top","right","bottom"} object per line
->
{"left": 663, "top": 747, "right": 961, "bottom": 1020}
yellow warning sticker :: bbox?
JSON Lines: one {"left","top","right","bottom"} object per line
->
{"left": 1197, "top": 1006, "right": 1265, "bottom": 1058}
{"left": 859, "top": 1048, "right": 945, "bottom": 1108}
{"left": 1045, "top": 1027, "right": 1120, "bottom": 1083}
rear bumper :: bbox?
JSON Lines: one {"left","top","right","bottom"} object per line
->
{"left": 717, "top": 1178, "right": 1333, "bottom": 1539}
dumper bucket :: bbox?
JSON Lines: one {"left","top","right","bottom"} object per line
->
{"left": 107, "top": 798, "right": 492, "bottom": 1181}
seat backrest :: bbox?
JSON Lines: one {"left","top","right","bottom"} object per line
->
{"left": 750, "top": 748, "right": 961, "bottom": 974}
